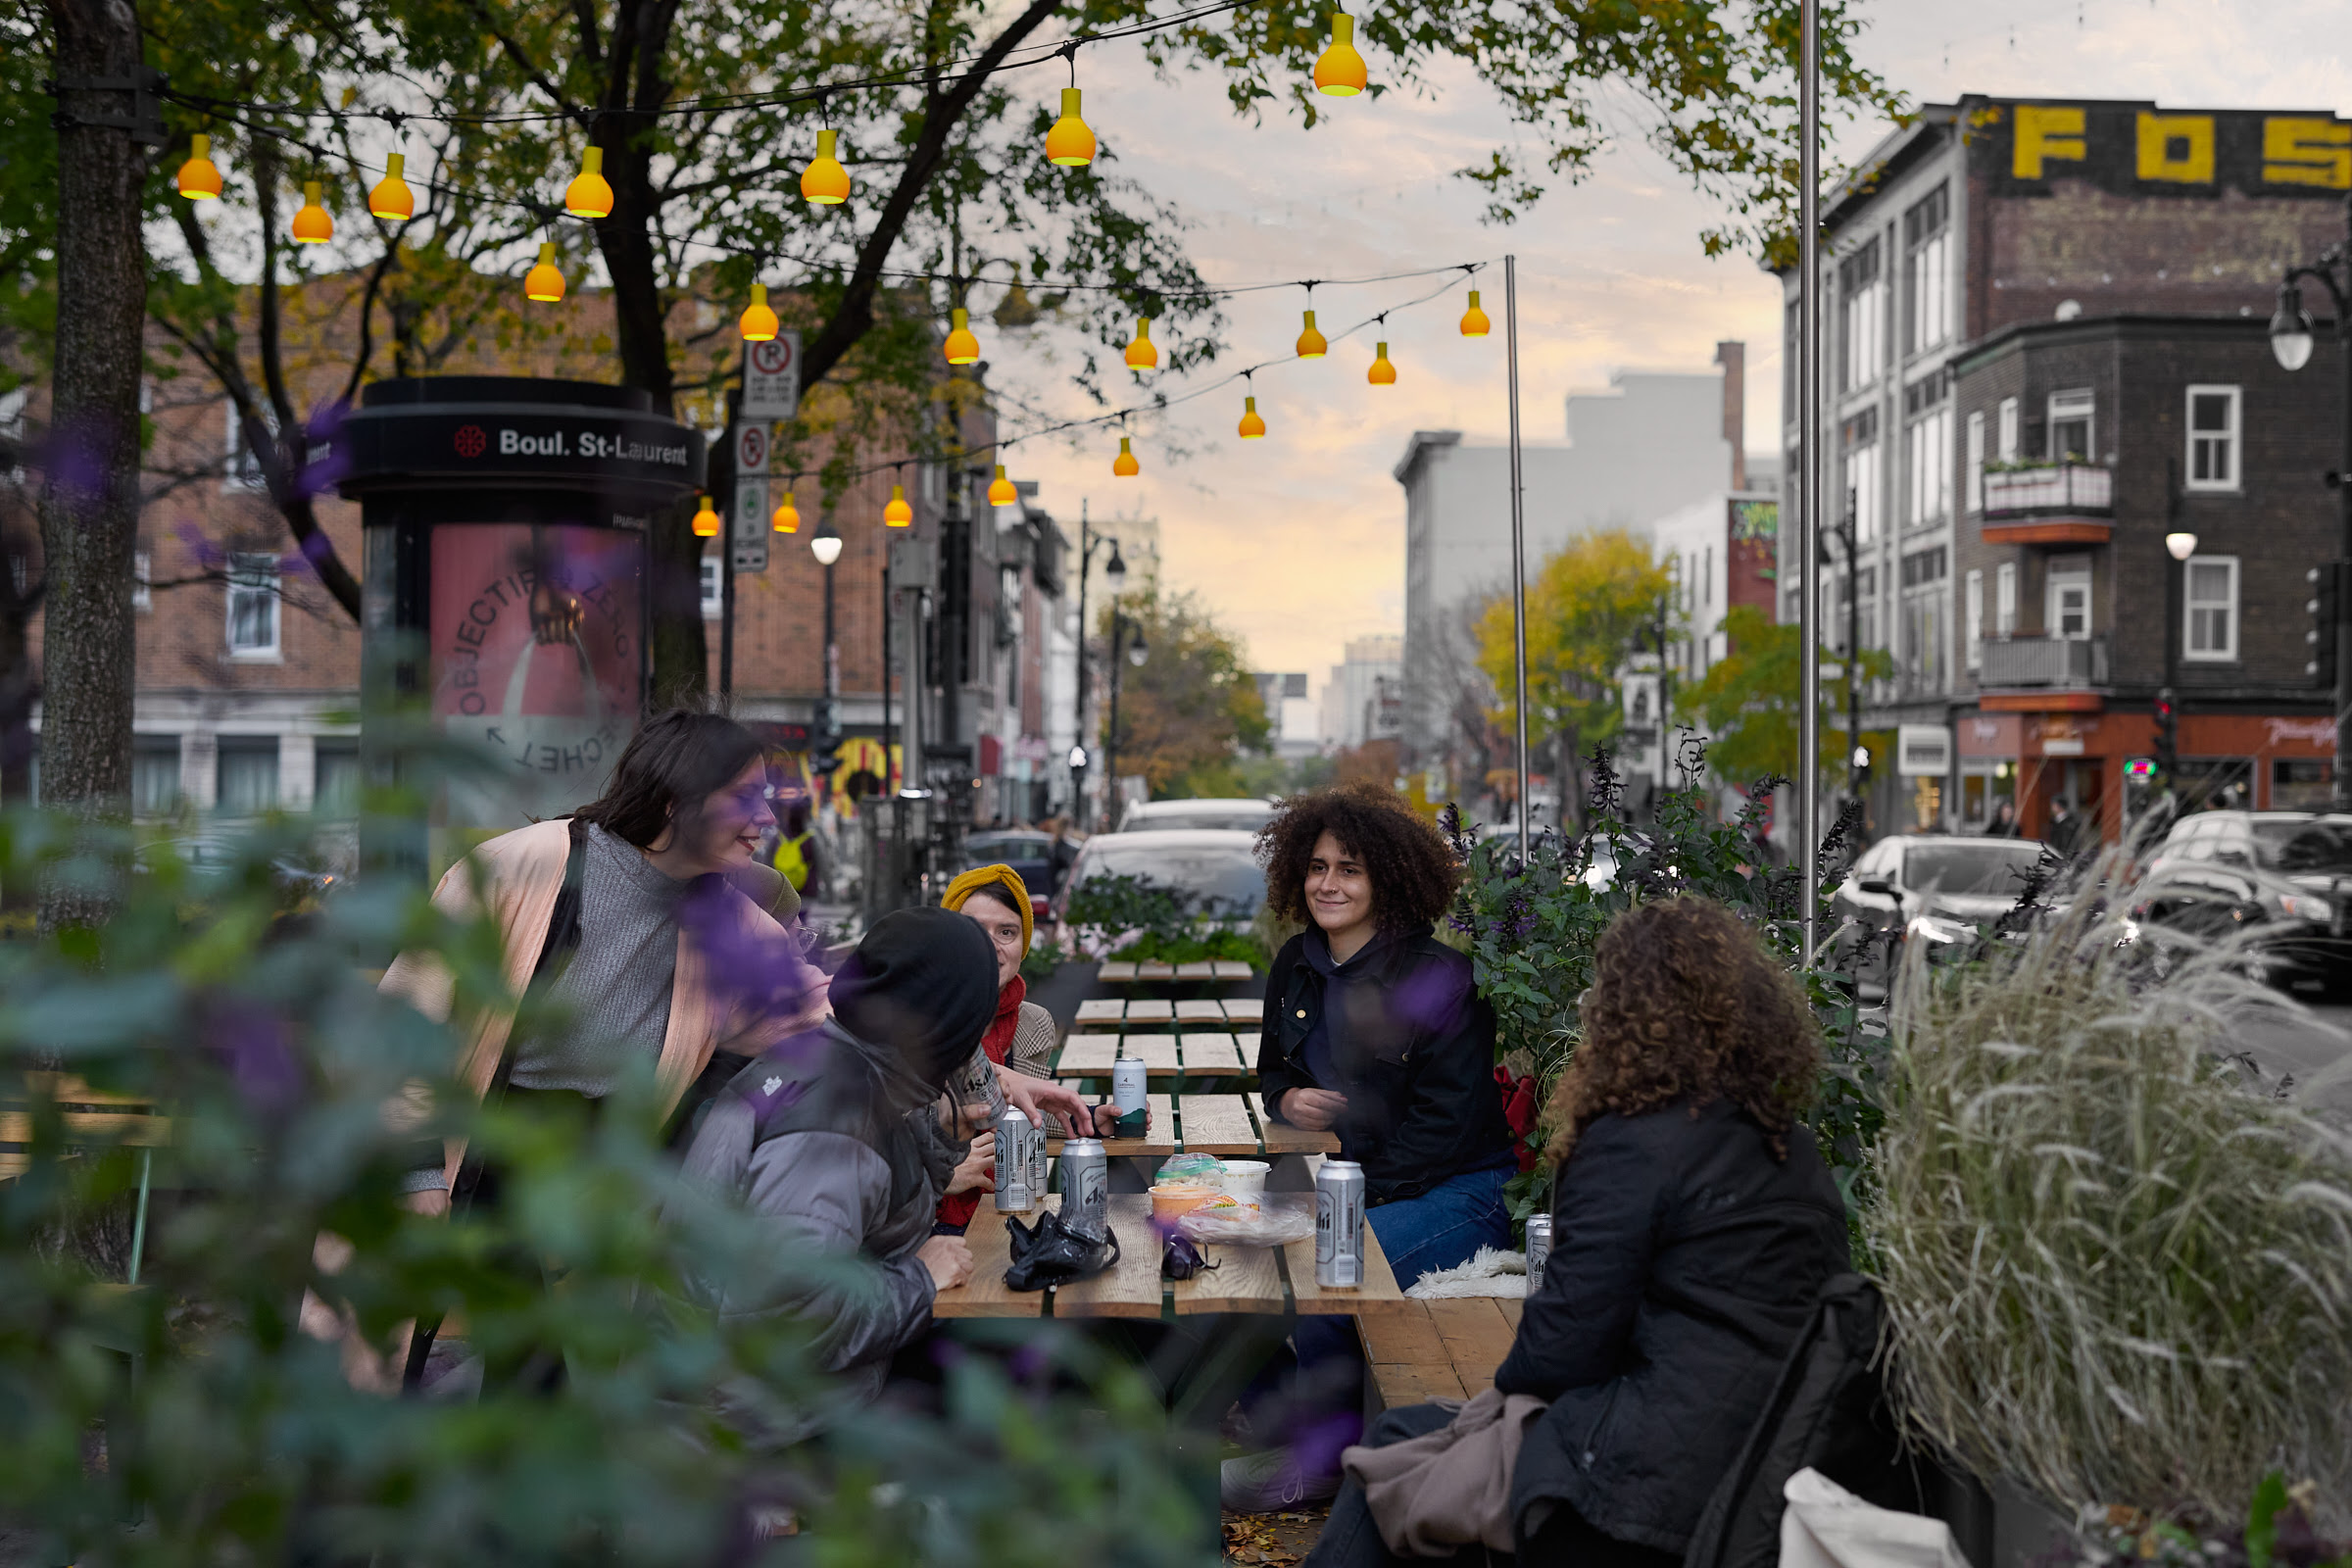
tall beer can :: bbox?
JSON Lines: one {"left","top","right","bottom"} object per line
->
{"left": 1059, "top": 1137, "right": 1109, "bottom": 1240}
{"left": 994, "top": 1107, "right": 1041, "bottom": 1213}
{"left": 1111, "top": 1054, "right": 1149, "bottom": 1138}
{"left": 1523, "top": 1213, "right": 1553, "bottom": 1293}
{"left": 1314, "top": 1159, "right": 1366, "bottom": 1288}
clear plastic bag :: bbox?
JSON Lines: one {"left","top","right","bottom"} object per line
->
{"left": 1154, "top": 1153, "right": 1224, "bottom": 1184}
{"left": 1176, "top": 1202, "right": 1316, "bottom": 1248}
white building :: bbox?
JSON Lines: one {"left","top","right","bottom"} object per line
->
{"left": 1321, "top": 635, "right": 1404, "bottom": 752}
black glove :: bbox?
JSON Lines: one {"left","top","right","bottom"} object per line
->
{"left": 1003, "top": 1208, "right": 1119, "bottom": 1292}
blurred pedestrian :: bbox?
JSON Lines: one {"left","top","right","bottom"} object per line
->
{"left": 1984, "top": 800, "right": 2019, "bottom": 838}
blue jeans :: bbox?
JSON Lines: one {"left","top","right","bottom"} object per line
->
{"left": 1368, "top": 1160, "right": 1516, "bottom": 1289}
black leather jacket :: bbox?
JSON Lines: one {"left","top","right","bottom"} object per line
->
{"left": 1255, "top": 924, "right": 1513, "bottom": 1206}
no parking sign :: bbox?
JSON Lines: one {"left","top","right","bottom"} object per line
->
{"left": 743, "top": 333, "right": 801, "bottom": 419}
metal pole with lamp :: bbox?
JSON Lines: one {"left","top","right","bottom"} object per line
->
{"left": 1503, "top": 254, "right": 1532, "bottom": 865}
{"left": 808, "top": 516, "right": 845, "bottom": 905}
{"left": 1071, "top": 510, "right": 1126, "bottom": 828}
{"left": 2162, "top": 527, "right": 2198, "bottom": 784}
{"left": 1102, "top": 607, "right": 1149, "bottom": 830}
{"left": 2268, "top": 191, "right": 2352, "bottom": 809}
{"left": 1796, "top": 0, "right": 1825, "bottom": 960}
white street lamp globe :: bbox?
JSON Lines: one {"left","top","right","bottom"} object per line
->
{"left": 1127, "top": 635, "right": 1149, "bottom": 667}
{"left": 1068, "top": 745, "right": 1089, "bottom": 770}
{"left": 2165, "top": 531, "right": 2199, "bottom": 563}
{"left": 1852, "top": 745, "right": 1871, "bottom": 769}
{"left": 809, "top": 528, "right": 844, "bottom": 566}
{"left": 2271, "top": 288, "right": 2317, "bottom": 371}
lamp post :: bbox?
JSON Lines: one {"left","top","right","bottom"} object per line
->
{"left": 2268, "top": 192, "right": 2352, "bottom": 808}
{"left": 810, "top": 517, "right": 844, "bottom": 778}
{"left": 2162, "top": 528, "right": 2198, "bottom": 783}
{"left": 1071, "top": 506, "right": 1126, "bottom": 828}
{"left": 1103, "top": 609, "right": 1149, "bottom": 830}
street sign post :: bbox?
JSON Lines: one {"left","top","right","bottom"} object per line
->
{"left": 731, "top": 422, "right": 769, "bottom": 572}
{"left": 743, "top": 333, "right": 801, "bottom": 420}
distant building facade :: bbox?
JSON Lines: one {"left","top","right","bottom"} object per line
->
{"left": 1252, "top": 671, "right": 1320, "bottom": 760}
{"left": 1322, "top": 635, "right": 1404, "bottom": 753}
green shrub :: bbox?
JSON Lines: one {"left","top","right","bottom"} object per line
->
{"left": 1103, "top": 928, "right": 1262, "bottom": 970}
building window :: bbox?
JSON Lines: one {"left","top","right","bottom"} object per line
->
{"left": 1839, "top": 409, "right": 1881, "bottom": 544}
{"left": 2185, "top": 385, "right": 2240, "bottom": 492}
{"left": 222, "top": 402, "right": 270, "bottom": 490}
{"left": 2184, "top": 556, "right": 2238, "bottom": 661}
{"left": 314, "top": 739, "right": 363, "bottom": 815}
{"left": 1996, "top": 397, "right": 2020, "bottom": 461}
{"left": 700, "top": 555, "right": 722, "bottom": 619}
{"left": 1902, "top": 183, "right": 1952, "bottom": 355}
{"left": 132, "top": 550, "right": 152, "bottom": 612}
{"left": 1838, "top": 239, "right": 1885, "bottom": 393}
{"left": 226, "top": 552, "right": 281, "bottom": 659}
{"left": 2047, "top": 389, "right": 2095, "bottom": 464}
{"left": 1900, "top": 546, "right": 1948, "bottom": 694}
{"left": 1964, "top": 412, "right": 1985, "bottom": 514}
{"left": 1965, "top": 568, "right": 1984, "bottom": 670}
{"left": 1903, "top": 372, "right": 1952, "bottom": 527}
{"left": 1995, "top": 562, "right": 2018, "bottom": 637}
{"left": 1834, "top": 566, "right": 1879, "bottom": 657}
{"left": 2047, "top": 558, "right": 2092, "bottom": 641}
{"left": 132, "top": 735, "right": 181, "bottom": 817}
{"left": 216, "top": 737, "right": 281, "bottom": 815}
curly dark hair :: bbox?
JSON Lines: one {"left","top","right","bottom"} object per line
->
{"left": 1256, "top": 782, "right": 1461, "bottom": 933}
{"left": 1544, "top": 897, "right": 1819, "bottom": 1166}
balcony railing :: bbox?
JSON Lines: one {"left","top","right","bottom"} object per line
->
{"left": 1979, "top": 635, "right": 2110, "bottom": 688}
{"left": 1983, "top": 462, "right": 2113, "bottom": 519}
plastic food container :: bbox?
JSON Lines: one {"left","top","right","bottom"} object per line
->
{"left": 1214, "top": 1160, "right": 1270, "bottom": 1207}
{"left": 1150, "top": 1183, "right": 1220, "bottom": 1222}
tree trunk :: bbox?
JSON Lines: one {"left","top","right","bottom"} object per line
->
{"left": 37, "top": 0, "right": 146, "bottom": 927}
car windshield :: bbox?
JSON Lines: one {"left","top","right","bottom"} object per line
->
{"left": 2253, "top": 819, "right": 2352, "bottom": 876}
{"left": 1122, "top": 807, "right": 1272, "bottom": 833}
{"left": 1072, "top": 840, "right": 1267, "bottom": 915}
{"left": 1901, "top": 843, "right": 2043, "bottom": 896}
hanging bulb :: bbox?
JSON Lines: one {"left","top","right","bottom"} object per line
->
{"left": 1314, "top": 12, "right": 1369, "bottom": 96}
{"left": 177, "top": 133, "right": 222, "bottom": 201}
{"left": 884, "top": 483, "right": 913, "bottom": 527}
{"left": 771, "top": 491, "right": 801, "bottom": 533}
{"left": 741, "top": 283, "right": 780, "bottom": 341}
{"left": 988, "top": 465, "right": 1018, "bottom": 506}
{"left": 1460, "top": 289, "right": 1491, "bottom": 338}
{"left": 691, "top": 495, "right": 720, "bottom": 537}
{"left": 1124, "top": 317, "right": 1157, "bottom": 370}
{"left": 368, "top": 152, "right": 414, "bottom": 220}
{"left": 944, "top": 306, "right": 981, "bottom": 366}
{"left": 524, "top": 242, "right": 566, "bottom": 303}
{"left": 1112, "top": 436, "right": 1140, "bottom": 477}
{"left": 564, "top": 146, "right": 613, "bottom": 220}
{"left": 1368, "top": 341, "right": 1396, "bottom": 385}
{"left": 802, "top": 128, "right": 851, "bottom": 205}
{"left": 1239, "top": 395, "right": 1266, "bottom": 440}
{"left": 292, "top": 180, "right": 333, "bottom": 244}
{"left": 1045, "top": 87, "right": 1097, "bottom": 168}
{"left": 1296, "top": 309, "right": 1327, "bottom": 359}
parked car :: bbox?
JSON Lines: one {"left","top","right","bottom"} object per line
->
{"left": 1827, "top": 834, "right": 2050, "bottom": 996}
{"left": 1054, "top": 828, "right": 1266, "bottom": 935}
{"left": 1115, "top": 798, "right": 1277, "bottom": 835}
{"left": 961, "top": 828, "right": 1060, "bottom": 915}
{"left": 2125, "top": 811, "right": 2352, "bottom": 998}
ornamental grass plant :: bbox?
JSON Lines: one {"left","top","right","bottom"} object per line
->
{"left": 1868, "top": 849, "right": 2352, "bottom": 1523}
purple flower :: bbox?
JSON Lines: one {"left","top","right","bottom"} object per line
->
{"left": 204, "top": 996, "right": 306, "bottom": 1117}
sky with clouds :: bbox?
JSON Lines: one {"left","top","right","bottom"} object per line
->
{"left": 983, "top": 0, "right": 2352, "bottom": 694}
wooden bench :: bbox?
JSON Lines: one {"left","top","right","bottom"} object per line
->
{"left": 1, "top": 1074, "right": 171, "bottom": 1182}
{"left": 1363, "top": 1298, "right": 1525, "bottom": 1407}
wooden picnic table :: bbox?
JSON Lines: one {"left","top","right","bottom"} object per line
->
{"left": 1094, "top": 960, "right": 1257, "bottom": 986}
{"left": 2, "top": 1074, "right": 170, "bottom": 1181}
{"left": 932, "top": 1193, "right": 1407, "bottom": 1318}
{"left": 1043, "top": 1093, "right": 1177, "bottom": 1157}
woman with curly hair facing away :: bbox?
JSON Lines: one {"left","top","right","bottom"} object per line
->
{"left": 1305, "top": 898, "right": 1850, "bottom": 1568}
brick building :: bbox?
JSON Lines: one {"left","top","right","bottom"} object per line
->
{"left": 1781, "top": 96, "right": 2348, "bottom": 842}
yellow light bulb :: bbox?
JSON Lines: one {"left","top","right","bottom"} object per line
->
{"left": 944, "top": 306, "right": 980, "bottom": 366}
{"left": 1460, "top": 289, "right": 1491, "bottom": 338}
{"left": 741, "top": 283, "right": 779, "bottom": 341}
{"left": 564, "top": 146, "right": 613, "bottom": 220}
{"left": 1112, "top": 435, "right": 1140, "bottom": 477}
{"left": 988, "top": 465, "right": 1018, "bottom": 507}
{"left": 368, "top": 152, "right": 414, "bottom": 220}
{"left": 771, "top": 491, "right": 801, "bottom": 533}
{"left": 524, "top": 241, "right": 566, "bottom": 303}
{"left": 802, "top": 128, "right": 851, "bottom": 205}
{"left": 1124, "top": 317, "right": 1157, "bottom": 370}
{"left": 691, "top": 495, "right": 720, "bottom": 537}
{"left": 1296, "top": 309, "right": 1327, "bottom": 359}
{"left": 1045, "top": 87, "right": 1097, "bottom": 168}
{"left": 1314, "top": 12, "right": 1369, "bottom": 96}
{"left": 177, "top": 133, "right": 222, "bottom": 201}
{"left": 1239, "top": 395, "right": 1266, "bottom": 439}
{"left": 291, "top": 180, "right": 333, "bottom": 244}
{"left": 1368, "top": 340, "right": 1396, "bottom": 385}
{"left": 884, "top": 483, "right": 912, "bottom": 527}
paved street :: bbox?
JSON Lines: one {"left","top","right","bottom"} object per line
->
{"left": 2234, "top": 1001, "right": 2352, "bottom": 1121}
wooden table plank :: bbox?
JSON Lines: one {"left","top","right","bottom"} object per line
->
{"left": 1175, "top": 1094, "right": 1261, "bottom": 1155}
{"left": 1173, "top": 1222, "right": 1288, "bottom": 1314}
{"left": 1096, "top": 961, "right": 1140, "bottom": 982}
{"left": 1358, "top": 1301, "right": 1446, "bottom": 1364}
{"left": 1178, "top": 1032, "right": 1246, "bottom": 1074}
{"left": 1222, "top": 998, "right": 1264, "bottom": 1027}
{"left": 934, "top": 1202, "right": 1049, "bottom": 1318}
{"left": 1428, "top": 1298, "right": 1518, "bottom": 1388}
{"left": 1282, "top": 1195, "right": 1412, "bottom": 1315}
{"left": 1053, "top": 1034, "right": 1121, "bottom": 1075}
{"left": 1047, "top": 1094, "right": 1175, "bottom": 1157}
{"left": 1174, "top": 960, "right": 1216, "bottom": 980}
{"left": 1371, "top": 1362, "right": 1467, "bottom": 1408}
{"left": 1074, "top": 998, "right": 1126, "bottom": 1026}
{"left": 1210, "top": 960, "right": 1255, "bottom": 979}
{"left": 1123, "top": 998, "right": 1175, "bottom": 1025}
{"left": 1174, "top": 998, "right": 1226, "bottom": 1021}
{"left": 1136, "top": 961, "right": 1177, "bottom": 982}
{"left": 1054, "top": 1196, "right": 1168, "bottom": 1319}
{"left": 1497, "top": 1298, "right": 1524, "bottom": 1330}
{"left": 1247, "top": 1092, "right": 1341, "bottom": 1155}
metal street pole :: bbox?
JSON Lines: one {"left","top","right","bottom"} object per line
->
{"left": 1105, "top": 611, "right": 1126, "bottom": 830}
{"left": 2339, "top": 204, "right": 2352, "bottom": 810}
{"left": 1073, "top": 501, "right": 1091, "bottom": 829}
{"left": 1504, "top": 254, "right": 1531, "bottom": 867}
{"left": 1797, "top": 0, "right": 1824, "bottom": 961}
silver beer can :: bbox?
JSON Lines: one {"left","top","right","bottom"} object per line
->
{"left": 1524, "top": 1213, "right": 1553, "bottom": 1294}
{"left": 1111, "top": 1054, "right": 1149, "bottom": 1138}
{"left": 994, "top": 1107, "right": 1041, "bottom": 1213}
{"left": 1059, "top": 1137, "right": 1109, "bottom": 1240}
{"left": 1314, "top": 1159, "right": 1366, "bottom": 1288}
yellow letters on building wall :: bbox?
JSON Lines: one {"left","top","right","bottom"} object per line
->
{"left": 2013, "top": 105, "right": 2087, "bottom": 178}
{"left": 2135, "top": 113, "right": 2215, "bottom": 183}
{"left": 2263, "top": 118, "right": 2352, "bottom": 188}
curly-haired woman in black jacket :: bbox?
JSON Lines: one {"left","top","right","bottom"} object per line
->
{"left": 1304, "top": 897, "right": 1851, "bottom": 1567}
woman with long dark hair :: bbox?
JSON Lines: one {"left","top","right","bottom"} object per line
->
{"left": 1305, "top": 898, "right": 1850, "bottom": 1567}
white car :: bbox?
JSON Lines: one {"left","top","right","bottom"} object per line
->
{"left": 1829, "top": 834, "right": 2050, "bottom": 995}
{"left": 1115, "top": 798, "right": 1277, "bottom": 835}
{"left": 1054, "top": 828, "right": 1268, "bottom": 934}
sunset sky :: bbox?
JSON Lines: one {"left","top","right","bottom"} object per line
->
{"left": 984, "top": 0, "right": 2352, "bottom": 689}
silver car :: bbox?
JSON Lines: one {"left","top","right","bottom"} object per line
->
{"left": 1115, "top": 798, "right": 1276, "bottom": 835}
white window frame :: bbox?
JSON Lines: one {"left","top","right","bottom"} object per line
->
{"left": 222, "top": 403, "right": 270, "bottom": 491}
{"left": 133, "top": 550, "right": 152, "bottom": 612}
{"left": 1995, "top": 562, "right": 2018, "bottom": 637}
{"left": 225, "top": 552, "right": 282, "bottom": 661}
{"left": 1905, "top": 400, "right": 1952, "bottom": 527}
{"left": 2183, "top": 554, "right": 2239, "bottom": 662}
{"left": 1964, "top": 412, "right": 1985, "bottom": 514}
{"left": 2046, "top": 558, "right": 2092, "bottom": 642}
{"left": 2184, "top": 384, "right": 2241, "bottom": 493}
{"left": 700, "top": 555, "right": 723, "bottom": 619}
{"left": 2047, "top": 389, "right": 2096, "bottom": 465}
{"left": 1996, "top": 397, "right": 2020, "bottom": 462}
{"left": 1965, "top": 568, "right": 1984, "bottom": 670}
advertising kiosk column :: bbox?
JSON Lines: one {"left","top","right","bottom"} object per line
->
{"left": 338, "top": 377, "right": 704, "bottom": 878}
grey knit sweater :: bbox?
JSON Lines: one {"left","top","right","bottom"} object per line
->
{"left": 507, "top": 822, "right": 690, "bottom": 1095}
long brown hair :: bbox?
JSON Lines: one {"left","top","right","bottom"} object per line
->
{"left": 1544, "top": 898, "right": 1820, "bottom": 1165}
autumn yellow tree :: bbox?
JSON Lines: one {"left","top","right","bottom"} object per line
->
{"left": 1675, "top": 604, "right": 1894, "bottom": 789}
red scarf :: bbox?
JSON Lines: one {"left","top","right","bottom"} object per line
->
{"left": 936, "top": 974, "right": 1024, "bottom": 1230}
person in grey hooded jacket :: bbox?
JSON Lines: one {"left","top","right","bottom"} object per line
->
{"left": 680, "top": 906, "right": 1000, "bottom": 1428}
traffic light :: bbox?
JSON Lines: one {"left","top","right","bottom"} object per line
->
{"left": 2153, "top": 687, "right": 2178, "bottom": 776}
{"left": 2308, "top": 561, "right": 2347, "bottom": 686}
